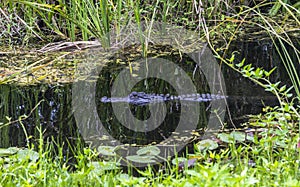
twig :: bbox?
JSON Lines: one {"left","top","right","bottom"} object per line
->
{"left": 0, "top": 100, "right": 44, "bottom": 129}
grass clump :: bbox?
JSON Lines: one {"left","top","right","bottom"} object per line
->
{"left": 0, "top": 0, "right": 299, "bottom": 186}
{"left": 0, "top": 109, "right": 299, "bottom": 186}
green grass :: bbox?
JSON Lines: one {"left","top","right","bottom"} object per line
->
{"left": 0, "top": 0, "right": 300, "bottom": 186}
{"left": 0, "top": 72, "right": 299, "bottom": 186}
{"left": 0, "top": 101, "right": 299, "bottom": 186}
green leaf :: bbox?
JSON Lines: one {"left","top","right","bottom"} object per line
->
{"left": 230, "top": 131, "right": 246, "bottom": 142}
{"left": 171, "top": 157, "right": 188, "bottom": 165}
{"left": 254, "top": 68, "right": 263, "bottom": 78}
{"left": 184, "top": 170, "right": 201, "bottom": 177}
{"left": 236, "top": 59, "right": 245, "bottom": 68}
{"left": 17, "top": 149, "right": 39, "bottom": 162}
{"left": 97, "top": 146, "right": 116, "bottom": 156}
{"left": 269, "top": 1, "right": 283, "bottom": 16}
{"left": 228, "top": 54, "right": 235, "bottom": 63}
{"left": 246, "top": 177, "right": 259, "bottom": 185}
{"left": 88, "top": 161, "right": 119, "bottom": 173}
{"left": 273, "top": 82, "right": 281, "bottom": 88}
{"left": 136, "top": 146, "right": 160, "bottom": 156}
{"left": 243, "top": 64, "right": 252, "bottom": 71}
{"left": 217, "top": 133, "right": 235, "bottom": 143}
{"left": 0, "top": 147, "right": 19, "bottom": 157}
{"left": 196, "top": 139, "right": 219, "bottom": 151}
{"left": 265, "top": 67, "right": 276, "bottom": 77}
{"left": 275, "top": 140, "right": 287, "bottom": 148}
{"left": 126, "top": 155, "right": 157, "bottom": 163}
{"left": 246, "top": 135, "right": 254, "bottom": 142}
{"left": 279, "top": 85, "right": 286, "bottom": 92}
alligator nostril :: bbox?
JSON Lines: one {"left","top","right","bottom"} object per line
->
{"left": 100, "top": 96, "right": 108, "bottom": 102}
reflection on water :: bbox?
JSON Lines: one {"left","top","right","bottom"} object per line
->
{"left": 0, "top": 40, "right": 297, "bottom": 148}
{"left": 0, "top": 84, "right": 79, "bottom": 148}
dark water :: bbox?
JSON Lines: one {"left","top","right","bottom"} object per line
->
{"left": 0, "top": 40, "right": 298, "bottom": 149}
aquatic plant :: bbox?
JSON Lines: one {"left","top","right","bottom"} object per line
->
{"left": 0, "top": 0, "right": 299, "bottom": 186}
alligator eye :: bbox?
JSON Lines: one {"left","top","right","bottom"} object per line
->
{"left": 131, "top": 91, "right": 138, "bottom": 97}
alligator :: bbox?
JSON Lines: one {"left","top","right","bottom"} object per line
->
{"left": 100, "top": 91, "right": 227, "bottom": 106}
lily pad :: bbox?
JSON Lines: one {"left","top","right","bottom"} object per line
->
{"left": 171, "top": 157, "right": 188, "bottom": 165}
{"left": 217, "top": 133, "right": 235, "bottom": 143}
{"left": 117, "top": 174, "right": 146, "bottom": 184}
{"left": 97, "top": 146, "right": 116, "bottom": 156}
{"left": 17, "top": 149, "right": 39, "bottom": 162}
{"left": 245, "top": 134, "right": 254, "bottom": 142}
{"left": 126, "top": 155, "right": 157, "bottom": 163}
{"left": 230, "top": 131, "right": 246, "bottom": 142}
{"left": 136, "top": 146, "right": 160, "bottom": 156}
{"left": 196, "top": 139, "right": 219, "bottom": 151}
{"left": 0, "top": 147, "right": 19, "bottom": 157}
{"left": 88, "top": 161, "right": 119, "bottom": 172}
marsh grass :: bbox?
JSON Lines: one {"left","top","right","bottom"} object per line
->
{"left": 4, "top": 0, "right": 138, "bottom": 47}
{"left": 0, "top": 102, "right": 299, "bottom": 186}
{"left": 0, "top": 0, "right": 300, "bottom": 186}
{"left": 200, "top": 1, "right": 300, "bottom": 101}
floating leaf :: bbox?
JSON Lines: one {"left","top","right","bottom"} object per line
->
{"left": 196, "top": 139, "right": 219, "bottom": 151}
{"left": 117, "top": 173, "right": 130, "bottom": 181}
{"left": 126, "top": 155, "right": 156, "bottom": 163}
{"left": 136, "top": 146, "right": 160, "bottom": 156}
{"left": 0, "top": 147, "right": 19, "bottom": 157}
{"left": 246, "top": 134, "right": 254, "bottom": 142}
{"left": 179, "top": 159, "right": 197, "bottom": 171}
{"left": 117, "top": 174, "right": 146, "bottom": 184}
{"left": 88, "top": 161, "right": 119, "bottom": 173}
{"left": 230, "top": 131, "right": 246, "bottom": 142}
{"left": 17, "top": 149, "right": 39, "bottom": 162}
{"left": 217, "top": 133, "right": 235, "bottom": 143}
{"left": 97, "top": 146, "right": 116, "bottom": 156}
{"left": 172, "top": 158, "right": 197, "bottom": 172}
{"left": 172, "top": 157, "right": 188, "bottom": 165}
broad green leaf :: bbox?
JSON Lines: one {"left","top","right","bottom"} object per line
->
{"left": 126, "top": 155, "right": 157, "bottom": 163}
{"left": 136, "top": 146, "right": 160, "bottom": 156}
{"left": 0, "top": 147, "right": 19, "bottom": 157}
{"left": 217, "top": 133, "right": 235, "bottom": 143}
{"left": 171, "top": 157, "right": 188, "bottom": 165}
{"left": 88, "top": 161, "right": 119, "bottom": 172}
{"left": 97, "top": 146, "right": 116, "bottom": 156}
{"left": 196, "top": 139, "right": 219, "bottom": 151}
{"left": 17, "top": 149, "right": 39, "bottom": 162}
{"left": 246, "top": 135, "right": 254, "bottom": 142}
{"left": 230, "top": 131, "right": 246, "bottom": 142}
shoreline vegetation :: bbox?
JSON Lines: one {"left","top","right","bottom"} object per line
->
{"left": 0, "top": 0, "right": 300, "bottom": 186}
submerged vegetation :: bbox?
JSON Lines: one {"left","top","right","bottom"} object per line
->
{"left": 0, "top": 0, "right": 300, "bottom": 186}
